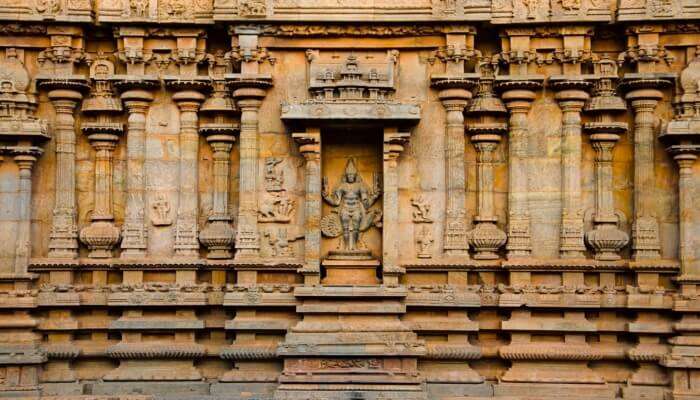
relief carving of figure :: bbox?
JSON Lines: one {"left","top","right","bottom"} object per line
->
{"left": 238, "top": 0, "right": 266, "bottom": 16}
{"left": 560, "top": 0, "right": 580, "bottom": 11}
{"left": 150, "top": 193, "right": 172, "bottom": 226}
{"left": 321, "top": 158, "right": 382, "bottom": 256}
{"left": 264, "top": 228, "right": 293, "bottom": 258}
{"left": 259, "top": 192, "right": 295, "bottom": 222}
{"left": 416, "top": 225, "right": 434, "bottom": 259}
{"left": 519, "top": 0, "right": 539, "bottom": 18}
{"left": 411, "top": 195, "right": 433, "bottom": 223}
{"left": 36, "top": 0, "right": 62, "bottom": 14}
{"left": 125, "top": 0, "right": 149, "bottom": 17}
{"left": 264, "top": 157, "right": 284, "bottom": 192}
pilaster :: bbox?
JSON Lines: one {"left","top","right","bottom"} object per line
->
{"left": 199, "top": 78, "right": 238, "bottom": 259}
{"left": 620, "top": 75, "right": 674, "bottom": 260}
{"left": 432, "top": 79, "right": 475, "bottom": 257}
{"left": 79, "top": 60, "right": 123, "bottom": 258}
{"left": 382, "top": 128, "right": 410, "bottom": 285}
{"left": 12, "top": 150, "right": 41, "bottom": 275}
{"left": 292, "top": 129, "right": 322, "bottom": 284}
{"left": 45, "top": 88, "right": 86, "bottom": 259}
{"left": 466, "top": 62, "right": 508, "bottom": 260}
{"left": 117, "top": 80, "right": 158, "bottom": 258}
{"left": 550, "top": 77, "right": 592, "bottom": 259}
{"left": 496, "top": 77, "right": 542, "bottom": 259}
{"left": 170, "top": 88, "right": 206, "bottom": 257}
{"left": 583, "top": 60, "right": 630, "bottom": 261}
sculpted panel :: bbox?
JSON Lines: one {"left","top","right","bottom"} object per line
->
{"left": 0, "top": 8, "right": 697, "bottom": 400}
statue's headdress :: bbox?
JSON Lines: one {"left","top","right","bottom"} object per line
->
{"left": 344, "top": 158, "right": 358, "bottom": 176}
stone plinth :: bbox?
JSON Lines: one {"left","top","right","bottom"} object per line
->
{"left": 275, "top": 285, "right": 426, "bottom": 400}
{"left": 322, "top": 259, "right": 381, "bottom": 285}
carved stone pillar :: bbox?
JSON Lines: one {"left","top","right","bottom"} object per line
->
{"left": 13, "top": 150, "right": 41, "bottom": 273}
{"left": 496, "top": 78, "right": 541, "bottom": 259}
{"left": 551, "top": 78, "right": 591, "bottom": 258}
{"left": 620, "top": 77, "right": 673, "bottom": 260}
{"left": 118, "top": 84, "right": 157, "bottom": 258}
{"left": 79, "top": 67, "right": 123, "bottom": 258}
{"left": 46, "top": 88, "right": 85, "bottom": 259}
{"left": 199, "top": 81, "right": 238, "bottom": 259}
{"left": 467, "top": 66, "right": 507, "bottom": 259}
{"left": 230, "top": 85, "right": 269, "bottom": 259}
{"left": 469, "top": 134, "right": 507, "bottom": 259}
{"left": 383, "top": 129, "right": 409, "bottom": 285}
{"left": 172, "top": 89, "right": 206, "bottom": 257}
{"left": 79, "top": 135, "right": 121, "bottom": 258}
{"left": 200, "top": 138, "right": 236, "bottom": 258}
{"left": 432, "top": 80, "right": 474, "bottom": 257}
{"left": 583, "top": 70, "right": 630, "bottom": 260}
{"left": 675, "top": 153, "right": 698, "bottom": 271}
{"left": 292, "top": 129, "right": 321, "bottom": 284}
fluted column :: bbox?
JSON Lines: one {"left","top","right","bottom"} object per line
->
{"left": 675, "top": 153, "right": 698, "bottom": 273}
{"left": 233, "top": 88, "right": 266, "bottom": 259}
{"left": 47, "top": 89, "right": 83, "bottom": 259}
{"left": 120, "top": 89, "right": 154, "bottom": 258}
{"left": 552, "top": 80, "right": 590, "bottom": 258}
{"left": 13, "top": 151, "right": 40, "bottom": 273}
{"left": 498, "top": 80, "right": 541, "bottom": 259}
{"left": 435, "top": 85, "right": 472, "bottom": 257}
{"left": 621, "top": 78, "right": 672, "bottom": 260}
{"left": 173, "top": 90, "right": 205, "bottom": 257}
{"left": 293, "top": 129, "right": 321, "bottom": 284}
{"left": 383, "top": 129, "right": 409, "bottom": 285}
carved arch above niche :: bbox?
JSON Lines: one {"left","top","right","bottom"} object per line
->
{"left": 281, "top": 50, "right": 421, "bottom": 124}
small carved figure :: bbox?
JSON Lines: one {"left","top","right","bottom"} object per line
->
{"left": 162, "top": 0, "right": 187, "bottom": 16}
{"left": 264, "top": 157, "right": 284, "bottom": 192}
{"left": 127, "top": 0, "right": 149, "bottom": 17}
{"left": 416, "top": 225, "right": 434, "bottom": 259}
{"left": 238, "top": 0, "right": 266, "bottom": 16}
{"left": 258, "top": 192, "right": 295, "bottom": 222}
{"left": 411, "top": 195, "right": 433, "bottom": 223}
{"left": 560, "top": 0, "right": 580, "bottom": 11}
{"left": 264, "top": 228, "right": 293, "bottom": 258}
{"left": 649, "top": 0, "right": 673, "bottom": 16}
{"left": 36, "top": 0, "right": 62, "bottom": 14}
{"left": 520, "top": 0, "right": 538, "bottom": 18}
{"left": 151, "top": 193, "right": 172, "bottom": 226}
{"left": 321, "top": 158, "right": 381, "bottom": 253}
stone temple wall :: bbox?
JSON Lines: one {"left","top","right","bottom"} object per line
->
{"left": 0, "top": 1, "right": 699, "bottom": 399}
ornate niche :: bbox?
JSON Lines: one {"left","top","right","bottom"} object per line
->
{"left": 282, "top": 50, "right": 419, "bottom": 285}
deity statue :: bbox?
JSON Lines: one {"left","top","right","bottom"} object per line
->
{"left": 321, "top": 158, "right": 382, "bottom": 258}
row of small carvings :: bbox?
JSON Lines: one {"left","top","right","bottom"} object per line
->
{"left": 29, "top": 340, "right": 670, "bottom": 363}
{"left": 0, "top": 283, "right": 685, "bottom": 309}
